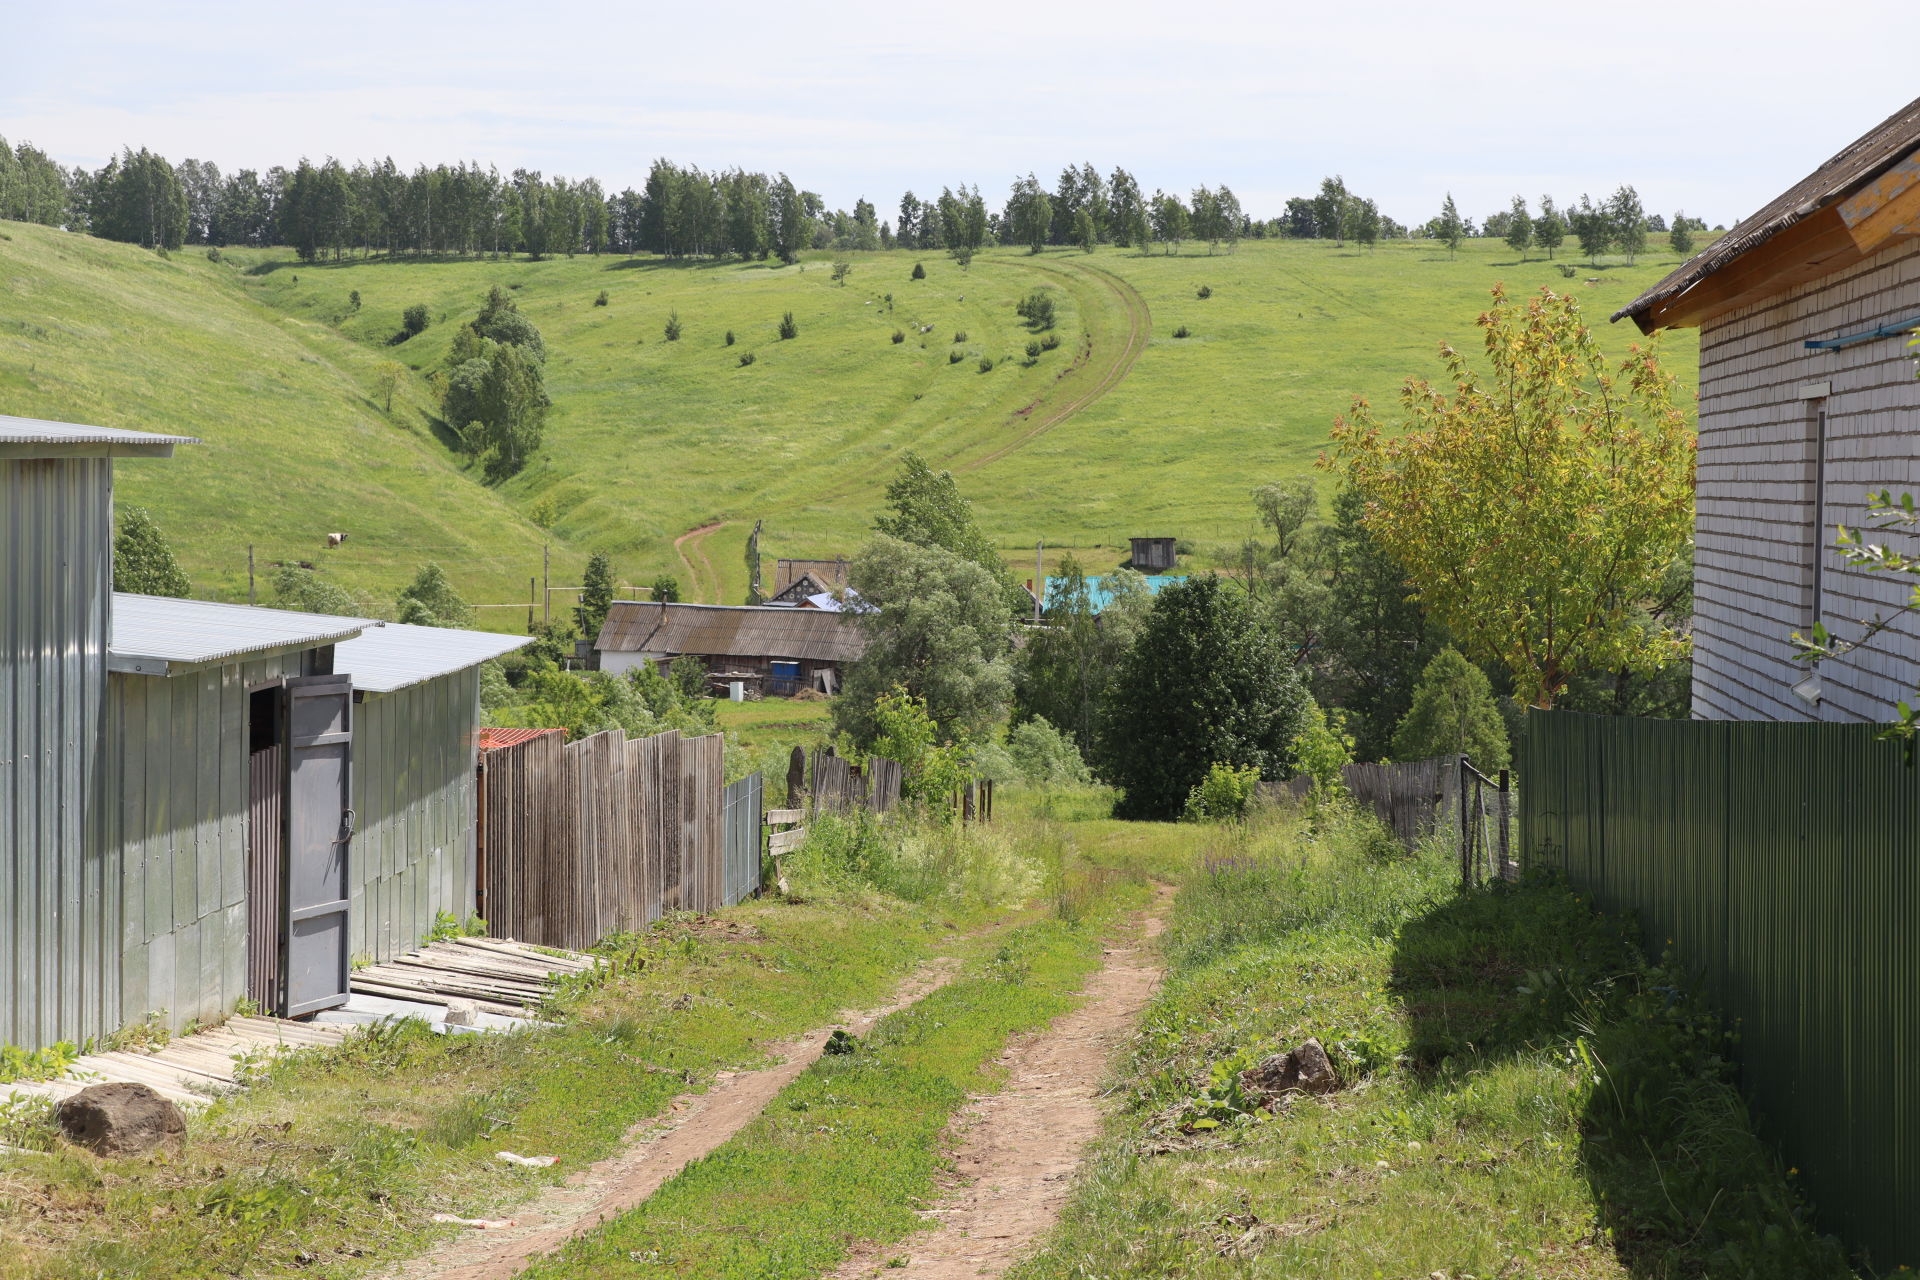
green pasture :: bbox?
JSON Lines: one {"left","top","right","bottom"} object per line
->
{"left": 1, "top": 222, "right": 1700, "bottom": 613}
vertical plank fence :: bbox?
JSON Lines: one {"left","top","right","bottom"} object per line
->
{"left": 478, "top": 728, "right": 754, "bottom": 951}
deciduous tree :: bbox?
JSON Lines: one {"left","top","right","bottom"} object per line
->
{"left": 1505, "top": 195, "right": 1533, "bottom": 260}
{"left": 1326, "top": 286, "right": 1695, "bottom": 708}
{"left": 113, "top": 508, "right": 191, "bottom": 597}
{"left": 1392, "top": 647, "right": 1510, "bottom": 768}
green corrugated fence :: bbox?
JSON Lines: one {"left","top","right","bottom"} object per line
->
{"left": 1523, "top": 710, "right": 1920, "bottom": 1268}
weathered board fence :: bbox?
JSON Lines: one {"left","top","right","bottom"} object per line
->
{"left": 807, "top": 747, "right": 903, "bottom": 813}
{"left": 1523, "top": 710, "right": 1920, "bottom": 1267}
{"left": 1268, "top": 754, "right": 1465, "bottom": 850}
{"left": 477, "top": 728, "right": 762, "bottom": 950}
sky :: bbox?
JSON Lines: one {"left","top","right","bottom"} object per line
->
{"left": 6, "top": 0, "right": 1917, "bottom": 229}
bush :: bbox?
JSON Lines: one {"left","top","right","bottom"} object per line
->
{"left": 348, "top": 289, "right": 360, "bottom": 309}
{"left": 664, "top": 311, "right": 682, "bottom": 341}
{"left": 1040, "top": 332, "right": 1061, "bottom": 351}
{"left": 1172, "top": 324, "right": 1192, "bottom": 338}
{"left": 205, "top": 247, "right": 222, "bottom": 262}
{"left": 953, "top": 330, "right": 968, "bottom": 343}
{"left": 738, "top": 351, "right": 756, "bottom": 366}
{"left": 1007, "top": 717, "right": 1092, "bottom": 785}
{"left": 650, "top": 574, "right": 682, "bottom": 603}
{"left": 1557, "top": 263, "right": 1578, "bottom": 278}
{"left": 951, "top": 245, "right": 974, "bottom": 268}
{"left": 911, "top": 261, "right": 927, "bottom": 280}
{"left": 1393, "top": 647, "right": 1511, "bottom": 769}
{"left": 402, "top": 304, "right": 431, "bottom": 336}
{"left": 891, "top": 329, "right": 905, "bottom": 344}
{"left": 724, "top": 329, "right": 735, "bottom": 346}
{"left": 1183, "top": 762, "right": 1262, "bottom": 822}
{"left": 1025, "top": 339, "right": 1042, "bottom": 359}
{"left": 594, "top": 290, "right": 609, "bottom": 307}
{"left": 978, "top": 355, "right": 995, "bottom": 373}
{"left": 1016, "top": 290, "right": 1056, "bottom": 330}
{"left": 1197, "top": 284, "right": 1212, "bottom": 299}
{"left": 949, "top": 349, "right": 965, "bottom": 364}
{"left": 830, "top": 260, "right": 852, "bottom": 286}
{"left": 778, "top": 311, "right": 798, "bottom": 340}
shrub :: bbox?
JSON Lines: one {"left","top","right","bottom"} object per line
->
{"left": 724, "top": 329, "right": 735, "bottom": 346}
{"left": 1172, "top": 324, "right": 1192, "bottom": 338}
{"left": 978, "top": 355, "right": 995, "bottom": 373}
{"left": 830, "top": 260, "right": 852, "bottom": 285}
{"left": 650, "top": 574, "right": 682, "bottom": 603}
{"left": 205, "top": 247, "right": 222, "bottom": 262}
{"left": 1393, "top": 646, "right": 1511, "bottom": 769}
{"left": 1040, "top": 332, "right": 1061, "bottom": 351}
{"left": 739, "top": 351, "right": 756, "bottom": 366}
{"left": 1557, "top": 263, "right": 1578, "bottom": 278}
{"left": 1025, "top": 339, "right": 1042, "bottom": 359}
{"left": 594, "top": 290, "right": 609, "bottom": 307}
{"left": 951, "top": 245, "right": 974, "bottom": 267}
{"left": 348, "top": 289, "right": 360, "bottom": 310}
{"left": 1197, "top": 284, "right": 1212, "bottom": 299}
{"left": 1007, "top": 717, "right": 1091, "bottom": 785}
{"left": 1183, "top": 762, "right": 1261, "bottom": 822}
{"left": 402, "top": 304, "right": 430, "bottom": 336}
{"left": 778, "top": 311, "right": 798, "bottom": 340}
{"left": 1016, "top": 290, "right": 1056, "bottom": 330}
{"left": 953, "top": 330, "right": 968, "bottom": 343}
{"left": 949, "top": 349, "right": 965, "bottom": 364}
{"left": 664, "top": 311, "right": 682, "bottom": 341}
{"left": 911, "top": 261, "right": 926, "bottom": 280}
{"left": 891, "top": 329, "right": 905, "bottom": 344}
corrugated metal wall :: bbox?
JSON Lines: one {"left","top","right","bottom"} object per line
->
{"left": 108, "top": 655, "right": 304, "bottom": 1034}
{"left": 1524, "top": 711, "right": 1920, "bottom": 1268}
{"left": 0, "top": 457, "right": 112, "bottom": 1048}
{"left": 348, "top": 670, "right": 481, "bottom": 963}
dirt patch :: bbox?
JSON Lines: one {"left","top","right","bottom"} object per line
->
{"left": 830, "top": 888, "right": 1171, "bottom": 1279}
{"left": 374, "top": 957, "right": 964, "bottom": 1280}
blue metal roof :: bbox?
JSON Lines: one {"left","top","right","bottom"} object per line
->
{"left": 1043, "top": 575, "right": 1185, "bottom": 614}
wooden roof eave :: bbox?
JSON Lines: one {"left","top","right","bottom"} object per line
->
{"left": 1634, "top": 205, "right": 1869, "bottom": 333}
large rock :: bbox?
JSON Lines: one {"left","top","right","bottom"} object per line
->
{"left": 56, "top": 1082, "right": 186, "bottom": 1157}
{"left": 1239, "top": 1037, "right": 1339, "bottom": 1101}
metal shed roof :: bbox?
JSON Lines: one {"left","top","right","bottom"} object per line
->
{"left": 334, "top": 621, "right": 533, "bottom": 694}
{"left": 596, "top": 601, "right": 867, "bottom": 664}
{"left": 0, "top": 415, "right": 198, "bottom": 459}
{"left": 109, "top": 593, "right": 369, "bottom": 676}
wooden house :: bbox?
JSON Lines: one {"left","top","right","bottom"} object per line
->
{"left": 594, "top": 601, "right": 866, "bottom": 697}
{"left": 1617, "top": 96, "right": 1920, "bottom": 721}
{"left": 2, "top": 415, "right": 527, "bottom": 1048}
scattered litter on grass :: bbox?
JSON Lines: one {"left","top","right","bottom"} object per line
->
{"left": 431, "top": 1213, "right": 518, "bottom": 1229}
{"left": 496, "top": 1151, "right": 559, "bottom": 1168}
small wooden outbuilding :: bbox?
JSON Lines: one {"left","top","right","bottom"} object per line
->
{"left": 594, "top": 601, "right": 866, "bottom": 697}
{"left": 1129, "top": 537, "right": 1177, "bottom": 572}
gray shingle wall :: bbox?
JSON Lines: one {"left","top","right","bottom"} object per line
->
{"left": 1694, "top": 235, "right": 1920, "bottom": 721}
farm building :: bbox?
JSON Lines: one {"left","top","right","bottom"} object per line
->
{"left": 1128, "top": 537, "right": 1177, "bottom": 572}
{"left": 772, "top": 557, "right": 849, "bottom": 599}
{"left": 595, "top": 601, "right": 866, "bottom": 696}
{"left": 1, "top": 415, "right": 527, "bottom": 1048}
{"left": 1618, "top": 95, "right": 1920, "bottom": 721}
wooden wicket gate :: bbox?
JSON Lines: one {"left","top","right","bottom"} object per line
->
{"left": 477, "top": 728, "right": 761, "bottom": 950}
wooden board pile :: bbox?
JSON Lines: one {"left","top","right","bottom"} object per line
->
{"left": 348, "top": 937, "right": 600, "bottom": 1017}
{"left": 1, "top": 1017, "right": 355, "bottom": 1111}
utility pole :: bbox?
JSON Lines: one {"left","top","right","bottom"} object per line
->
{"left": 528, "top": 576, "right": 536, "bottom": 633}
{"left": 1034, "top": 541, "right": 1043, "bottom": 625}
{"left": 247, "top": 545, "right": 255, "bottom": 606}
{"left": 542, "top": 544, "right": 550, "bottom": 626}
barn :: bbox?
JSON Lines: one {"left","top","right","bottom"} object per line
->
{"left": 1616, "top": 96, "right": 1920, "bottom": 721}
{"left": 594, "top": 601, "right": 866, "bottom": 697}
{"left": 2, "top": 414, "right": 527, "bottom": 1048}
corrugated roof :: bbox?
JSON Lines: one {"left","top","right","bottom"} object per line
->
{"left": 0, "top": 414, "right": 199, "bottom": 456}
{"left": 1616, "top": 94, "right": 1920, "bottom": 328}
{"left": 1044, "top": 574, "right": 1185, "bottom": 613}
{"left": 596, "top": 601, "right": 867, "bottom": 664}
{"left": 334, "top": 621, "right": 533, "bottom": 694}
{"left": 478, "top": 726, "right": 563, "bottom": 751}
{"left": 110, "top": 593, "right": 369, "bottom": 674}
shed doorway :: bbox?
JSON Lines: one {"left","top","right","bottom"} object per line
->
{"left": 244, "top": 677, "right": 356, "bottom": 1017}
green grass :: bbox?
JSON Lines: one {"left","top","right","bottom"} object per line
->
{"left": 518, "top": 894, "right": 1145, "bottom": 1279}
{"left": 0, "top": 890, "right": 1001, "bottom": 1280}
{"left": 0, "top": 224, "right": 559, "bottom": 614}
{"left": 1010, "top": 805, "right": 1857, "bottom": 1280}
{"left": 1, "top": 220, "right": 1698, "bottom": 612}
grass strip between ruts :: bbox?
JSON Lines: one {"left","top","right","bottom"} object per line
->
{"left": 516, "top": 884, "right": 1147, "bottom": 1279}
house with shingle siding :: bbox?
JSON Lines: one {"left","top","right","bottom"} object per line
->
{"left": 1617, "top": 96, "right": 1920, "bottom": 721}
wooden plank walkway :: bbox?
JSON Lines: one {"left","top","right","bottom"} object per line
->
{"left": 1, "top": 940, "right": 597, "bottom": 1112}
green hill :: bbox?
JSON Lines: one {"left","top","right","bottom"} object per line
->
{"left": 1, "top": 222, "right": 1699, "bottom": 612}
{"left": 0, "top": 222, "right": 563, "bottom": 620}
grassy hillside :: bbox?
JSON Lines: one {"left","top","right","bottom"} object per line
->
{"left": 2, "top": 221, "right": 1699, "bottom": 610}
{"left": 0, "top": 222, "right": 562, "bottom": 618}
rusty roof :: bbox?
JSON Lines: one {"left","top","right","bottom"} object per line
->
{"left": 595, "top": 601, "right": 867, "bottom": 664}
{"left": 773, "top": 558, "right": 850, "bottom": 593}
{"left": 1616, "top": 94, "right": 1920, "bottom": 328}
{"left": 478, "top": 726, "right": 563, "bottom": 751}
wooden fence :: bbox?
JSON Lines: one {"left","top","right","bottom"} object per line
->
{"left": 1268, "top": 754, "right": 1461, "bottom": 849}
{"left": 807, "top": 748, "right": 903, "bottom": 814}
{"left": 477, "top": 728, "right": 754, "bottom": 950}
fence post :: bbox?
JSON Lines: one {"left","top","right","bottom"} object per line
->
{"left": 1459, "top": 755, "right": 1471, "bottom": 890}
{"left": 1497, "top": 768, "right": 1512, "bottom": 880}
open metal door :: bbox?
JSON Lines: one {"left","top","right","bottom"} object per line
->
{"left": 283, "top": 675, "right": 354, "bottom": 1017}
